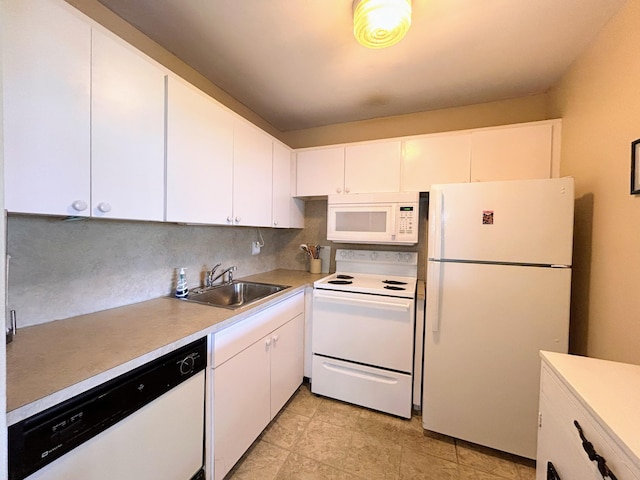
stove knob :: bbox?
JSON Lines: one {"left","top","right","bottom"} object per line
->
{"left": 348, "top": 251, "right": 355, "bottom": 258}
{"left": 340, "top": 250, "right": 348, "bottom": 258}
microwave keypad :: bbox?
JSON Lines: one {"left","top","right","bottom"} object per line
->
{"left": 398, "top": 207, "right": 414, "bottom": 235}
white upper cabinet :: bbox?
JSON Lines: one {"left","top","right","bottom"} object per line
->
{"left": 296, "top": 140, "right": 402, "bottom": 197}
{"left": 232, "top": 120, "right": 273, "bottom": 227}
{"left": 91, "top": 29, "right": 166, "bottom": 221}
{"left": 344, "top": 141, "right": 401, "bottom": 194}
{"left": 3, "top": 0, "right": 91, "bottom": 216}
{"left": 272, "top": 142, "right": 304, "bottom": 228}
{"left": 166, "top": 76, "right": 234, "bottom": 224}
{"left": 296, "top": 147, "right": 345, "bottom": 197}
{"left": 470, "top": 122, "right": 555, "bottom": 182}
{"left": 401, "top": 133, "right": 471, "bottom": 192}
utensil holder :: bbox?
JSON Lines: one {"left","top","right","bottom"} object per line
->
{"left": 309, "top": 258, "right": 322, "bottom": 274}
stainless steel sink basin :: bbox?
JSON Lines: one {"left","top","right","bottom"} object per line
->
{"left": 180, "top": 281, "right": 290, "bottom": 309}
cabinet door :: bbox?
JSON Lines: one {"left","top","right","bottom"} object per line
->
{"left": 270, "top": 313, "right": 304, "bottom": 418}
{"left": 91, "top": 29, "right": 165, "bottom": 221}
{"left": 345, "top": 141, "right": 401, "bottom": 193}
{"left": 3, "top": 0, "right": 91, "bottom": 216}
{"left": 233, "top": 120, "right": 273, "bottom": 227}
{"left": 166, "top": 77, "right": 233, "bottom": 224}
{"left": 272, "top": 142, "right": 304, "bottom": 228}
{"left": 402, "top": 134, "right": 470, "bottom": 192}
{"left": 213, "top": 339, "right": 271, "bottom": 480}
{"left": 296, "top": 147, "right": 345, "bottom": 196}
{"left": 470, "top": 123, "right": 553, "bottom": 182}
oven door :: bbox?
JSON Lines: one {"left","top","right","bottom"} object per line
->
{"left": 327, "top": 203, "right": 397, "bottom": 244}
{"left": 312, "top": 289, "right": 415, "bottom": 372}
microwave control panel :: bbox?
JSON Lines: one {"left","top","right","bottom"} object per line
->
{"left": 397, "top": 205, "right": 416, "bottom": 237}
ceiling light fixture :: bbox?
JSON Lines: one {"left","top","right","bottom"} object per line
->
{"left": 353, "top": 0, "right": 412, "bottom": 49}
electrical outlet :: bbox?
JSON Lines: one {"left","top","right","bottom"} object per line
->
{"left": 251, "top": 241, "right": 261, "bottom": 255}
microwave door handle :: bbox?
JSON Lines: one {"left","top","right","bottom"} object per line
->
{"left": 390, "top": 207, "right": 397, "bottom": 241}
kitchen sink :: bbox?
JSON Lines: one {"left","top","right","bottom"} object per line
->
{"left": 179, "top": 281, "right": 290, "bottom": 309}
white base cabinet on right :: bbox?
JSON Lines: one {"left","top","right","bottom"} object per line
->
{"left": 537, "top": 351, "right": 640, "bottom": 480}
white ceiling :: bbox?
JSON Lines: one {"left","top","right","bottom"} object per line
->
{"left": 97, "top": 0, "right": 625, "bottom": 132}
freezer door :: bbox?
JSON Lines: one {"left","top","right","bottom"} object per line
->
{"left": 423, "top": 261, "right": 571, "bottom": 459}
{"left": 428, "top": 178, "right": 574, "bottom": 265}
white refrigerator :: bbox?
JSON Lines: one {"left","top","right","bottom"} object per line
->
{"left": 423, "top": 177, "right": 574, "bottom": 460}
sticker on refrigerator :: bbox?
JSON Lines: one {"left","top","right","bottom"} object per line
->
{"left": 482, "top": 210, "right": 494, "bottom": 225}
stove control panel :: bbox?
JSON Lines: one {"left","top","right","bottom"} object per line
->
{"left": 336, "top": 249, "right": 418, "bottom": 265}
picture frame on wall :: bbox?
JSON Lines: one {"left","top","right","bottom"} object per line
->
{"left": 632, "top": 139, "right": 640, "bottom": 194}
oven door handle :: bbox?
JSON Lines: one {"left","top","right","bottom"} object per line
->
{"left": 313, "top": 290, "right": 413, "bottom": 312}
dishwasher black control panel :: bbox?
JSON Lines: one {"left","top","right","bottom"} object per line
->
{"left": 8, "top": 337, "right": 207, "bottom": 480}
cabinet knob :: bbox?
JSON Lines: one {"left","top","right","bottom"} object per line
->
{"left": 345, "top": 187, "right": 350, "bottom": 194}
{"left": 97, "top": 202, "right": 111, "bottom": 213}
{"left": 265, "top": 338, "right": 272, "bottom": 347}
{"left": 71, "top": 200, "right": 87, "bottom": 212}
{"left": 336, "top": 187, "right": 342, "bottom": 194}
{"left": 272, "top": 334, "right": 279, "bottom": 343}
{"left": 235, "top": 216, "right": 241, "bottom": 224}
{"left": 273, "top": 220, "right": 278, "bottom": 226}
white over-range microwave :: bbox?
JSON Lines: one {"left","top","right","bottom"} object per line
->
{"left": 327, "top": 192, "right": 419, "bottom": 245}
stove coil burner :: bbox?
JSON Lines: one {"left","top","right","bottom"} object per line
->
{"left": 336, "top": 274, "right": 354, "bottom": 280}
{"left": 382, "top": 280, "right": 407, "bottom": 285}
{"left": 328, "top": 280, "right": 353, "bottom": 285}
{"left": 384, "top": 285, "right": 406, "bottom": 291}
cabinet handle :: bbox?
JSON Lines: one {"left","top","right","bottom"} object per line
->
{"left": 272, "top": 334, "right": 279, "bottom": 344}
{"left": 71, "top": 200, "right": 87, "bottom": 212}
{"left": 97, "top": 202, "right": 111, "bottom": 213}
{"left": 574, "top": 421, "right": 618, "bottom": 480}
{"left": 265, "top": 338, "right": 272, "bottom": 348}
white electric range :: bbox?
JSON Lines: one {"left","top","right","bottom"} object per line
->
{"left": 311, "top": 249, "right": 418, "bottom": 419}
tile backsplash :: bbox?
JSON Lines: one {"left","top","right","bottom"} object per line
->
{"left": 7, "top": 198, "right": 427, "bottom": 328}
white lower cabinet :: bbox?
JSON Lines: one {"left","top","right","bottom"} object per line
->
{"left": 537, "top": 352, "right": 640, "bottom": 480}
{"left": 212, "top": 292, "right": 304, "bottom": 480}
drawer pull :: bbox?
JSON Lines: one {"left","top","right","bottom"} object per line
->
{"left": 574, "top": 420, "right": 618, "bottom": 480}
{"left": 547, "top": 462, "right": 561, "bottom": 480}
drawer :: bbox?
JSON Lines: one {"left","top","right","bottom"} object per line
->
{"left": 311, "top": 355, "right": 412, "bottom": 418}
{"left": 538, "top": 366, "right": 639, "bottom": 480}
{"left": 213, "top": 292, "right": 304, "bottom": 368}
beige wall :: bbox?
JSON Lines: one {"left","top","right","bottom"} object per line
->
{"left": 549, "top": 0, "right": 640, "bottom": 364}
{"left": 283, "top": 94, "right": 551, "bottom": 148}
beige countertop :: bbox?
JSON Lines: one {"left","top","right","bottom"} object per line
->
{"left": 7, "top": 269, "right": 324, "bottom": 425}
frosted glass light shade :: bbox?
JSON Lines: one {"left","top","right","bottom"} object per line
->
{"left": 353, "top": 0, "right": 412, "bottom": 49}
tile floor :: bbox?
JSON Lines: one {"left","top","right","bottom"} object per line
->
{"left": 227, "top": 383, "right": 537, "bottom": 480}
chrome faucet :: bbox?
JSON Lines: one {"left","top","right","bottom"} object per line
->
{"left": 206, "top": 264, "right": 237, "bottom": 286}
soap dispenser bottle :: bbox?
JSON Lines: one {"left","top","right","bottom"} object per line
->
{"left": 175, "top": 268, "right": 189, "bottom": 298}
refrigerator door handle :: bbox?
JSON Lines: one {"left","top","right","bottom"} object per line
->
{"left": 427, "top": 261, "right": 443, "bottom": 332}
{"left": 428, "top": 188, "right": 444, "bottom": 260}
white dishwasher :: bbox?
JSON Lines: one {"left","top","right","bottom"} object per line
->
{"left": 8, "top": 338, "right": 207, "bottom": 480}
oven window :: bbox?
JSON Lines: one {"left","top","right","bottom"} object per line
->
{"left": 335, "top": 211, "right": 387, "bottom": 232}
